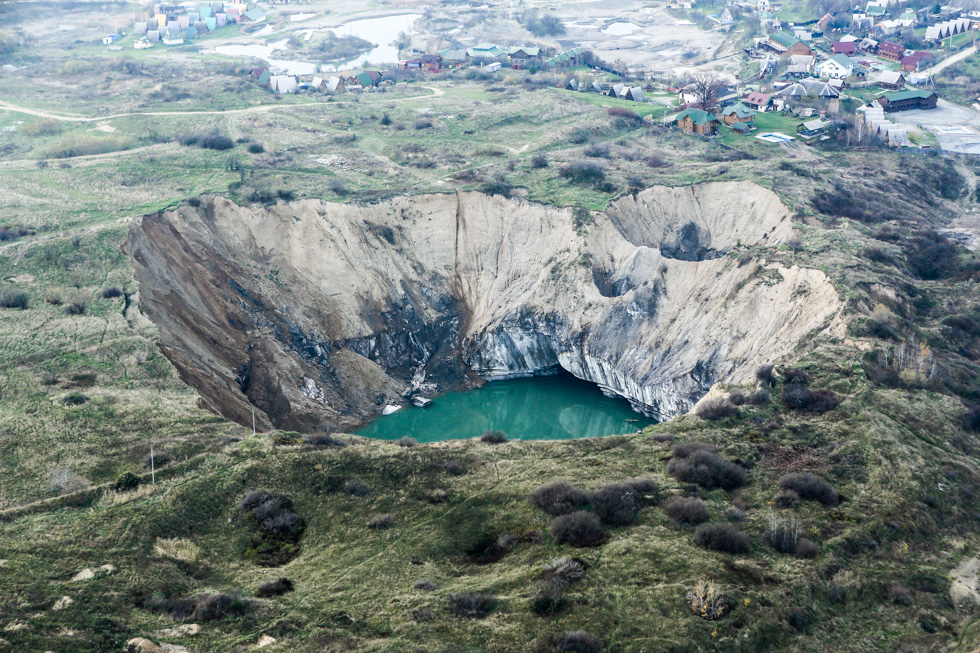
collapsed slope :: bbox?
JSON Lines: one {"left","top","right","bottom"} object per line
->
{"left": 125, "top": 182, "right": 842, "bottom": 432}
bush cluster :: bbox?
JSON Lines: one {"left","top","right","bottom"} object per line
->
{"left": 551, "top": 511, "right": 605, "bottom": 547}
{"left": 778, "top": 473, "right": 839, "bottom": 506}
{"left": 448, "top": 593, "right": 497, "bottom": 619}
{"left": 0, "top": 290, "right": 28, "bottom": 310}
{"left": 179, "top": 131, "right": 235, "bottom": 150}
{"left": 558, "top": 630, "right": 601, "bottom": 653}
{"left": 529, "top": 480, "right": 589, "bottom": 516}
{"left": 782, "top": 385, "right": 839, "bottom": 413}
{"left": 367, "top": 513, "right": 393, "bottom": 530}
{"left": 666, "top": 443, "right": 747, "bottom": 491}
{"left": 591, "top": 482, "right": 639, "bottom": 526}
{"left": 239, "top": 490, "right": 305, "bottom": 566}
{"left": 662, "top": 496, "right": 710, "bottom": 526}
{"left": 256, "top": 577, "right": 294, "bottom": 597}
{"left": 101, "top": 286, "right": 123, "bottom": 299}
{"left": 693, "top": 523, "right": 750, "bottom": 554}
{"left": 480, "top": 430, "right": 508, "bottom": 444}
{"left": 696, "top": 398, "right": 739, "bottom": 421}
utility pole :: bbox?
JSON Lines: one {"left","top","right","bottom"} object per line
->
{"left": 252, "top": 406, "right": 256, "bottom": 437}
{"left": 150, "top": 444, "right": 156, "bottom": 485}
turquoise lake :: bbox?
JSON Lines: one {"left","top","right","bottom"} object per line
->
{"left": 355, "top": 374, "right": 655, "bottom": 442}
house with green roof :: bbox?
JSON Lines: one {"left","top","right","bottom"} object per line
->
{"left": 877, "top": 89, "right": 937, "bottom": 112}
{"left": 545, "top": 48, "right": 580, "bottom": 67}
{"left": 467, "top": 43, "right": 506, "bottom": 58}
{"left": 675, "top": 108, "right": 720, "bottom": 135}
{"left": 768, "top": 31, "right": 812, "bottom": 55}
{"left": 721, "top": 102, "right": 756, "bottom": 126}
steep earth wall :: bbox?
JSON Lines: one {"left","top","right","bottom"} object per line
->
{"left": 125, "top": 183, "right": 843, "bottom": 432}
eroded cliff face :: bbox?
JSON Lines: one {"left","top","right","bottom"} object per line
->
{"left": 125, "top": 182, "right": 843, "bottom": 432}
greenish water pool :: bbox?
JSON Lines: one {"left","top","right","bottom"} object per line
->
{"left": 354, "top": 374, "right": 655, "bottom": 442}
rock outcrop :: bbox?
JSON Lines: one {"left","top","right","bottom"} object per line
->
{"left": 125, "top": 182, "right": 843, "bottom": 432}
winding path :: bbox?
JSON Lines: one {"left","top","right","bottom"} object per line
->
{"left": 0, "top": 85, "right": 444, "bottom": 123}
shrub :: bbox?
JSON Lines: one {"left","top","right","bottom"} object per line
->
{"left": 666, "top": 447, "right": 747, "bottom": 491}
{"left": 747, "top": 389, "right": 770, "bottom": 406}
{"left": 591, "top": 482, "right": 639, "bottom": 526}
{"left": 256, "top": 577, "right": 294, "bottom": 597}
{"left": 559, "top": 159, "right": 607, "bottom": 186}
{"left": 62, "top": 392, "right": 88, "bottom": 406}
{"left": 756, "top": 364, "right": 776, "bottom": 386}
{"left": 410, "top": 607, "right": 432, "bottom": 621}
{"left": 395, "top": 436, "right": 417, "bottom": 448}
{"left": 0, "top": 224, "right": 31, "bottom": 242}
{"left": 551, "top": 511, "right": 605, "bottom": 547}
{"left": 48, "top": 467, "right": 91, "bottom": 494}
{"left": 725, "top": 505, "right": 746, "bottom": 522}
{"left": 662, "top": 496, "right": 709, "bottom": 526}
{"left": 889, "top": 584, "right": 912, "bottom": 604}
{"left": 696, "top": 398, "right": 739, "bottom": 421}
{"left": 345, "top": 480, "right": 370, "bottom": 497}
{"left": 368, "top": 513, "right": 393, "bottom": 530}
{"left": 531, "top": 153, "right": 548, "bottom": 168}
{"left": 112, "top": 472, "right": 141, "bottom": 492}
{"left": 328, "top": 177, "right": 348, "bottom": 196}
{"left": 303, "top": 433, "right": 345, "bottom": 447}
{"left": 584, "top": 141, "right": 611, "bottom": 158}
{"left": 778, "top": 473, "right": 839, "bottom": 506}
{"left": 192, "top": 593, "right": 248, "bottom": 621}
{"left": 445, "top": 459, "right": 466, "bottom": 475}
{"left": 774, "top": 488, "right": 800, "bottom": 508}
{"left": 0, "top": 290, "right": 28, "bottom": 309}
{"left": 247, "top": 142, "right": 265, "bottom": 153}
{"left": 448, "top": 593, "right": 497, "bottom": 619}
{"left": 795, "top": 538, "right": 820, "bottom": 558}
{"left": 530, "top": 584, "right": 566, "bottom": 615}
{"left": 412, "top": 579, "right": 437, "bottom": 591}
{"left": 624, "top": 477, "right": 659, "bottom": 502}
{"left": 766, "top": 513, "right": 800, "bottom": 554}
{"left": 65, "top": 301, "right": 86, "bottom": 315}
{"left": 783, "top": 368, "right": 810, "bottom": 385}
{"left": 693, "top": 523, "right": 751, "bottom": 554}
{"left": 101, "top": 286, "right": 123, "bottom": 299}
{"left": 530, "top": 480, "right": 589, "bottom": 516}
{"left": 542, "top": 557, "right": 587, "bottom": 588}
{"left": 480, "top": 430, "right": 508, "bottom": 444}
{"left": 964, "top": 406, "right": 980, "bottom": 433}
{"left": 687, "top": 578, "right": 729, "bottom": 620}
{"left": 781, "top": 386, "right": 839, "bottom": 414}
{"left": 787, "top": 606, "right": 808, "bottom": 630}
{"left": 414, "top": 119, "right": 433, "bottom": 130}
{"left": 380, "top": 113, "right": 392, "bottom": 126}
{"left": 240, "top": 490, "right": 305, "bottom": 565}
{"left": 200, "top": 133, "right": 234, "bottom": 150}
{"left": 728, "top": 390, "right": 749, "bottom": 406}
{"left": 558, "top": 630, "right": 600, "bottom": 653}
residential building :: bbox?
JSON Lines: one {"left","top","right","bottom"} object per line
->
{"left": 721, "top": 102, "right": 756, "bottom": 125}
{"left": 878, "top": 70, "right": 905, "bottom": 89}
{"left": 832, "top": 41, "right": 857, "bottom": 54}
{"left": 743, "top": 91, "right": 773, "bottom": 111}
{"left": 816, "top": 54, "right": 854, "bottom": 79}
{"left": 877, "top": 89, "right": 937, "bottom": 111}
{"left": 900, "top": 51, "right": 933, "bottom": 72}
{"left": 674, "top": 108, "right": 720, "bottom": 134}
{"left": 877, "top": 40, "right": 904, "bottom": 61}
{"left": 768, "top": 31, "right": 812, "bottom": 55}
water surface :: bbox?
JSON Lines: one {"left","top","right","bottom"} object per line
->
{"left": 355, "top": 374, "right": 654, "bottom": 442}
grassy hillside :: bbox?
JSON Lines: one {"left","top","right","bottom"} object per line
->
{"left": 4, "top": 52, "right": 980, "bottom": 651}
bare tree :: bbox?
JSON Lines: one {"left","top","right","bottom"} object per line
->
{"left": 690, "top": 72, "right": 726, "bottom": 110}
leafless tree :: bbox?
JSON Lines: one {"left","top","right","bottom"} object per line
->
{"left": 690, "top": 71, "right": 726, "bottom": 110}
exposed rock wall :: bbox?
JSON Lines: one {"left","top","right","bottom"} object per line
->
{"left": 125, "top": 182, "right": 843, "bottom": 432}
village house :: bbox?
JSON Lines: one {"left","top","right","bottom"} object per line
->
{"left": 877, "top": 40, "right": 905, "bottom": 61}
{"left": 816, "top": 54, "right": 854, "bottom": 79}
{"left": 878, "top": 70, "right": 905, "bottom": 89}
{"left": 832, "top": 41, "right": 857, "bottom": 55}
{"left": 675, "top": 108, "right": 720, "bottom": 134}
{"left": 743, "top": 91, "right": 773, "bottom": 111}
{"left": 134, "top": 37, "right": 153, "bottom": 49}
{"left": 507, "top": 46, "right": 540, "bottom": 69}
{"left": 900, "top": 51, "right": 934, "bottom": 72}
{"left": 786, "top": 54, "right": 814, "bottom": 77}
{"left": 270, "top": 75, "right": 297, "bottom": 94}
{"left": 859, "top": 37, "right": 879, "bottom": 53}
{"left": 767, "top": 31, "right": 813, "bottom": 55}
{"left": 877, "top": 88, "right": 937, "bottom": 111}
{"left": 721, "top": 102, "right": 756, "bottom": 128}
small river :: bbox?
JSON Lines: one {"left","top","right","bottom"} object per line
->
{"left": 355, "top": 374, "right": 654, "bottom": 442}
